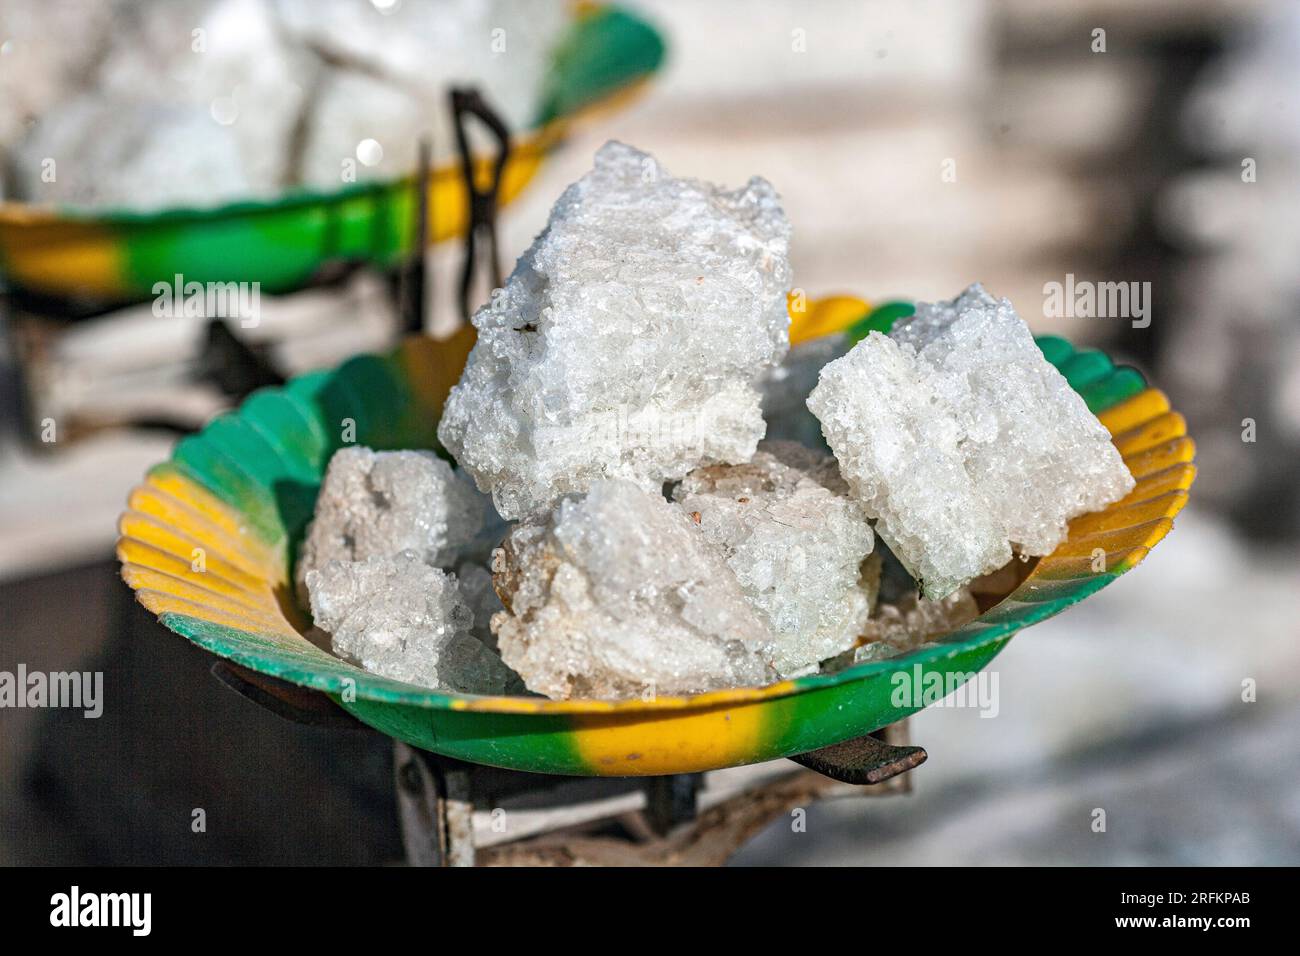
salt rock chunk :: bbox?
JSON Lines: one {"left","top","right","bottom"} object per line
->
{"left": 438, "top": 141, "right": 793, "bottom": 519}
{"left": 808, "top": 284, "right": 1134, "bottom": 599}
{"left": 491, "top": 480, "right": 779, "bottom": 700}
{"left": 13, "top": 0, "right": 312, "bottom": 208}
{"left": 891, "top": 284, "right": 1135, "bottom": 554}
{"left": 307, "top": 552, "right": 513, "bottom": 694}
{"left": 296, "top": 446, "right": 483, "bottom": 600}
{"left": 808, "top": 326, "right": 1005, "bottom": 599}
{"left": 673, "top": 441, "right": 876, "bottom": 675}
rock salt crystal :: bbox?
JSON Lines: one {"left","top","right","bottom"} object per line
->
{"left": 296, "top": 446, "right": 483, "bottom": 601}
{"left": 307, "top": 551, "right": 514, "bottom": 694}
{"left": 808, "top": 283, "right": 1134, "bottom": 598}
{"left": 438, "top": 141, "right": 793, "bottom": 520}
{"left": 491, "top": 480, "right": 778, "bottom": 700}
{"left": 673, "top": 441, "right": 876, "bottom": 676}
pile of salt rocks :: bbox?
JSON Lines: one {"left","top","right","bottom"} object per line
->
{"left": 300, "top": 141, "right": 1134, "bottom": 700}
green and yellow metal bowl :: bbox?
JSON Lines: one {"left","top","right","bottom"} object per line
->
{"left": 115, "top": 296, "right": 1195, "bottom": 777}
{"left": 0, "top": 5, "right": 664, "bottom": 302}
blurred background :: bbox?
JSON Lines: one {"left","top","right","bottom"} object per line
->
{"left": 1, "top": 0, "right": 1297, "bottom": 865}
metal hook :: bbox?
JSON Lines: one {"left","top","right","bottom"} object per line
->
{"left": 450, "top": 87, "right": 512, "bottom": 322}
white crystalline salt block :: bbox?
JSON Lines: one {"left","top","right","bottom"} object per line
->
{"left": 308, "top": 552, "right": 514, "bottom": 694}
{"left": 296, "top": 446, "right": 483, "bottom": 600}
{"left": 809, "top": 330, "right": 1009, "bottom": 599}
{"left": 895, "top": 284, "right": 1136, "bottom": 555}
{"left": 808, "top": 284, "right": 1133, "bottom": 598}
{"left": 491, "top": 480, "right": 778, "bottom": 700}
{"left": 673, "top": 442, "right": 876, "bottom": 676}
{"left": 438, "top": 141, "right": 793, "bottom": 519}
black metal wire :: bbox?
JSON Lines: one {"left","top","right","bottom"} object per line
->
{"left": 450, "top": 87, "right": 512, "bottom": 322}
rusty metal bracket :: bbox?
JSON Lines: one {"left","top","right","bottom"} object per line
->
{"left": 789, "top": 729, "right": 928, "bottom": 786}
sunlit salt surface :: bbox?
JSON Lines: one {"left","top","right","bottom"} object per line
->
{"left": 491, "top": 480, "right": 778, "bottom": 700}
{"left": 809, "top": 283, "right": 1134, "bottom": 599}
{"left": 295, "top": 446, "right": 482, "bottom": 602}
{"left": 673, "top": 441, "right": 876, "bottom": 676}
{"left": 308, "top": 551, "right": 515, "bottom": 694}
{"left": 438, "top": 141, "right": 792, "bottom": 520}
